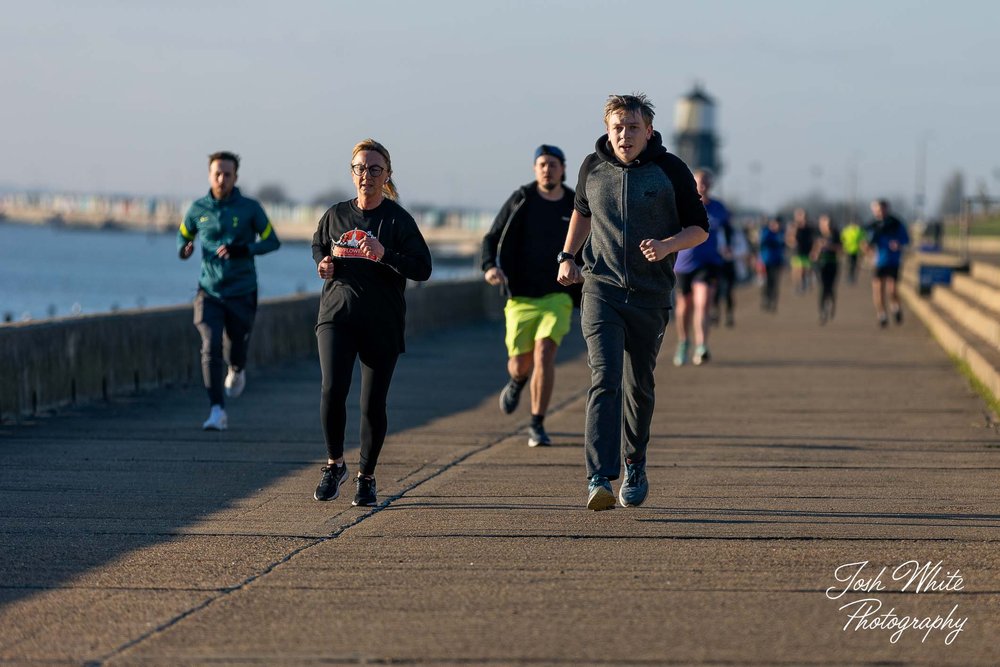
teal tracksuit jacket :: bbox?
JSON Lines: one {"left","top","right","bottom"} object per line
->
{"left": 177, "top": 187, "right": 280, "bottom": 298}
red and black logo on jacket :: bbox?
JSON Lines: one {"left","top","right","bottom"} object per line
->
{"left": 332, "top": 229, "right": 375, "bottom": 260}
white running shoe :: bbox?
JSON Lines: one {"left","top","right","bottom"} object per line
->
{"left": 202, "top": 405, "right": 228, "bottom": 431}
{"left": 224, "top": 368, "right": 246, "bottom": 398}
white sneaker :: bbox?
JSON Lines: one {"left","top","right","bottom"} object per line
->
{"left": 202, "top": 405, "right": 228, "bottom": 431}
{"left": 224, "top": 368, "right": 246, "bottom": 398}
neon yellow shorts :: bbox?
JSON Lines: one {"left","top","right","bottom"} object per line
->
{"left": 503, "top": 293, "right": 573, "bottom": 357}
{"left": 791, "top": 254, "right": 812, "bottom": 270}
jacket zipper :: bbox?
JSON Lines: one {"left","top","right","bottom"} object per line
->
{"left": 622, "top": 168, "right": 630, "bottom": 302}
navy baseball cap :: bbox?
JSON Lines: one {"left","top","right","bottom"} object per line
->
{"left": 534, "top": 144, "right": 565, "bottom": 163}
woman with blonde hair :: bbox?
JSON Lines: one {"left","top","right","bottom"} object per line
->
{"left": 311, "top": 139, "right": 432, "bottom": 506}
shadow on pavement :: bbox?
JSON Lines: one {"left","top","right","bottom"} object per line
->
{"left": 0, "top": 319, "right": 587, "bottom": 611}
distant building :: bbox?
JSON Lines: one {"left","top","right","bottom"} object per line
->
{"left": 673, "top": 84, "right": 720, "bottom": 175}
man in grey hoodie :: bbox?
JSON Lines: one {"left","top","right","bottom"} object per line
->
{"left": 557, "top": 93, "right": 709, "bottom": 510}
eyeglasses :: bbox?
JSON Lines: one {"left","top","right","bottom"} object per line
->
{"left": 351, "top": 164, "right": 385, "bottom": 177}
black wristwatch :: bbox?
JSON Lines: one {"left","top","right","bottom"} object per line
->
{"left": 556, "top": 251, "right": 575, "bottom": 264}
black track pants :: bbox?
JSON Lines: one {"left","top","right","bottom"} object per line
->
{"left": 193, "top": 289, "right": 257, "bottom": 407}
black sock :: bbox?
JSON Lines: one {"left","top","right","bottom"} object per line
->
{"left": 531, "top": 414, "right": 544, "bottom": 428}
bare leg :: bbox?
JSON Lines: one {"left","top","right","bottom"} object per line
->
{"left": 872, "top": 277, "right": 886, "bottom": 320}
{"left": 692, "top": 281, "right": 712, "bottom": 347}
{"left": 530, "top": 338, "right": 558, "bottom": 416}
{"left": 886, "top": 277, "right": 900, "bottom": 312}
{"left": 507, "top": 352, "right": 532, "bottom": 383}
{"left": 674, "top": 293, "right": 692, "bottom": 342}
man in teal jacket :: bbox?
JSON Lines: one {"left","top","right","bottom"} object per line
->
{"left": 178, "top": 151, "right": 280, "bottom": 430}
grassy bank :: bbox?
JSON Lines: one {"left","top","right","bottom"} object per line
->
{"left": 943, "top": 215, "right": 1000, "bottom": 237}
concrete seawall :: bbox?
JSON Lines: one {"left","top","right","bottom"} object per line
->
{"left": 0, "top": 279, "right": 502, "bottom": 422}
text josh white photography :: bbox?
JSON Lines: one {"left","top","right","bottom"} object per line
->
{"left": 825, "top": 560, "right": 968, "bottom": 645}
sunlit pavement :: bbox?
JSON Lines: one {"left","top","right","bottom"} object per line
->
{"left": 1, "top": 275, "right": 998, "bottom": 665}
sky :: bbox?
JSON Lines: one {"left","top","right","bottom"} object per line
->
{"left": 2, "top": 0, "right": 998, "bottom": 216}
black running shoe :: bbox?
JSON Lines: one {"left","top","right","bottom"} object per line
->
{"left": 894, "top": 309, "right": 903, "bottom": 325}
{"left": 314, "top": 463, "right": 348, "bottom": 501}
{"left": 528, "top": 423, "right": 551, "bottom": 447}
{"left": 499, "top": 377, "right": 527, "bottom": 415}
{"left": 353, "top": 475, "right": 378, "bottom": 507}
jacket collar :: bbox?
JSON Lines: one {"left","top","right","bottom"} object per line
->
{"left": 207, "top": 186, "right": 241, "bottom": 205}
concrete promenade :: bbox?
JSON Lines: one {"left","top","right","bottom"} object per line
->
{"left": 1, "top": 275, "right": 999, "bottom": 665}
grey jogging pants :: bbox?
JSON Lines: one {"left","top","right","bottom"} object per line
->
{"left": 581, "top": 294, "right": 669, "bottom": 480}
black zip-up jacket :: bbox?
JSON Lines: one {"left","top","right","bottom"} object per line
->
{"left": 480, "top": 183, "right": 576, "bottom": 299}
{"left": 575, "top": 131, "right": 708, "bottom": 308}
{"left": 311, "top": 198, "right": 432, "bottom": 353}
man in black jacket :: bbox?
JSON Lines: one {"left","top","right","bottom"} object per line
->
{"left": 558, "top": 94, "right": 709, "bottom": 510}
{"left": 481, "top": 145, "right": 577, "bottom": 447}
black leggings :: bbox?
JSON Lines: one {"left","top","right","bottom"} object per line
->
{"left": 762, "top": 264, "right": 781, "bottom": 309}
{"left": 846, "top": 253, "right": 859, "bottom": 283}
{"left": 317, "top": 323, "right": 399, "bottom": 475}
{"left": 714, "top": 261, "right": 736, "bottom": 314}
{"left": 819, "top": 263, "right": 838, "bottom": 312}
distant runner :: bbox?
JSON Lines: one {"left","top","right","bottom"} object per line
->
{"left": 864, "top": 199, "right": 910, "bottom": 328}
{"left": 672, "top": 168, "right": 731, "bottom": 366}
{"left": 787, "top": 208, "right": 815, "bottom": 294}
{"left": 177, "top": 151, "right": 281, "bottom": 431}
{"left": 812, "top": 214, "right": 841, "bottom": 324}
{"left": 758, "top": 215, "right": 785, "bottom": 313}
{"left": 840, "top": 218, "right": 863, "bottom": 284}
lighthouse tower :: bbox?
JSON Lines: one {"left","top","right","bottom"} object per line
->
{"left": 672, "top": 84, "right": 720, "bottom": 175}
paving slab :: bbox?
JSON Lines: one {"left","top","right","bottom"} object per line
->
{"left": 1, "top": 277, "right": 999, "bottom": 665}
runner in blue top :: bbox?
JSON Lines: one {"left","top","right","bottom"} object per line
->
{"left": 864, "top": 199, "right": 910, "bottom": 328}
{"left": 672, "top": 168, "right": 731, "bottom": 366}
{"left": 758, "top": 215, "right": 785, "bottom": 312}
{"left": 178, "top": 151, "right": 281, "bottom": 431}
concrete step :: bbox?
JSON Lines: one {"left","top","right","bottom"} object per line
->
{"left": 951, "top": 272, "right": 1000, "bottom": 317}
{"left": 942, "top": 235, "right": 1000, "bottom": 257}
{"left": 951, "top": 273, "right": 1000, "bottom": 316}
{"left": 932, "top": 285, "right": 1000, "bottom": 351}
{"left": 908, "top": 253, "right": 999, "bottom": 311}
{"left": 900, "top": 263, "right": 1000, "bottom": 401}
{"left": 915, "top": 250, "right": 965, "bottom": 267}
{"left": 972, "top": 260, "right": 1000, "bottom": 289}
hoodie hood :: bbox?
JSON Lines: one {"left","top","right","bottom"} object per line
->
{"left": 595, "top": 130, "right": 668, "bottom": 167}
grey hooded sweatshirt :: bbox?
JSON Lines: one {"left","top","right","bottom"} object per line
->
{"left": 574, "top": 131, "right": 708, "bottom": 308}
